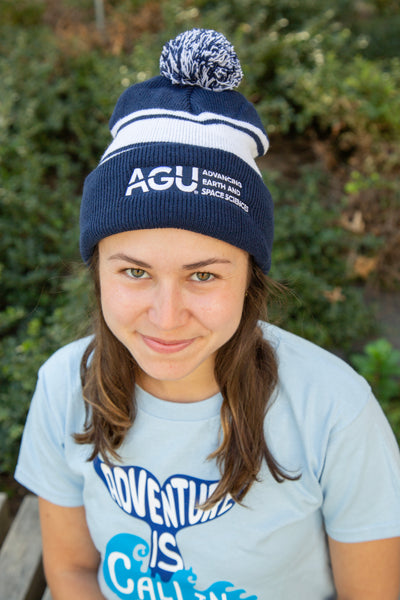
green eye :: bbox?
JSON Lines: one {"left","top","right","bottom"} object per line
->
{"left": 192, "top": 272, "right": 214, "bottom": 282}
{"left": 126, "top": 268, "right": 148, "bottom": 279}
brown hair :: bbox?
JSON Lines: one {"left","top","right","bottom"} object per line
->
{"left": 75, "top": 248, "right": 298, "bottom": 507}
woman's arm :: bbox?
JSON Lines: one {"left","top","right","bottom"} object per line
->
{"left": 39, "top": 497, "right": 105, "bottom": 600}
{"left": 328, "top": 536, "right": 400, "bottom": 600}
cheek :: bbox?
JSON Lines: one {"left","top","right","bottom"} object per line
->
{"left": 196, "top": 289, "right": 245, "bottom": 332}
{"left": 100, "top": 280, "right": 140, "bottom": 328}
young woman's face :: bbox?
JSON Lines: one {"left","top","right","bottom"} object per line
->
{"left": 98, "top": 228, "right": 249, "bottom": 402}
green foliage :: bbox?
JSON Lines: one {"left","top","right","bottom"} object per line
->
{"left": 0, "top": 265, "right": 92, "bottom": 473}
{"left": 163, "top": 0, "right": 400, "bottom": 162}
{"left": 267, "top": 167, "right": 377, "bottom": 350}
{"left": 0, "top": 25, "right": 118, "bottom": 473}
{"left": 280, "top": 52, "right": 400, "bottom": 152}
{"left": 351, "top": 339, "right": 400, "bottom": 403}
{"left": 0, "top": 27, "right": 116, "bottom": 310}
{"left": 350, "top": 339, "right": 400, "bottom": 443}
{"left": 0, "top": 0, "right": 46, "bottom": 26}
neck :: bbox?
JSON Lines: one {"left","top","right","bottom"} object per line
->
{"left": 136, "top": 370, "right": 220, "bottom": 403}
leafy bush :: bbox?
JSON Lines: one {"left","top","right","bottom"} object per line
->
{"left": 0, "top": 26, "right": 117, "bottom": 473}
{"left": 351, "top": 339, "right": 400, "bottom": 403}
{"left": 351, "top": 339, "right": 400, "bottom": 442}
{"left": 266, "top": 166, "right": 378, "bottom": 350}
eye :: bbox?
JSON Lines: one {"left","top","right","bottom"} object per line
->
{"left": 191, "top": 271, "right": 214, "bottom": 282}
{"left": 125, "top": 268, "right": 150, "bottom": 279}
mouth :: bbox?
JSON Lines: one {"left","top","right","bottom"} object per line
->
{"left": 140, "top": 334, "right": 196, "bottom": 354}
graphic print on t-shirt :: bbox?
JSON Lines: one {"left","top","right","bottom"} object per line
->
{"left": 94, "top": 457, "right": 257, "bottom": 599}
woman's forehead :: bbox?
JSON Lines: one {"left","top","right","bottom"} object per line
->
{"left": 99, "top": 228, "right": 249, "bottom": 265}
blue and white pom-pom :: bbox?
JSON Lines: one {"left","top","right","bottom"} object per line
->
{"left": 160, "top": 28, "right": 243, "bottom": 91}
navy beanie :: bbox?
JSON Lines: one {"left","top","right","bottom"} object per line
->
{"left": 80, "top": 28, "right": 274, "bottom": 273}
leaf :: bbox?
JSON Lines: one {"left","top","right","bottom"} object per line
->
{"left": 340, "top": 210, "right": 366, "bottom": 233}
{"left": 322, "top": 287, "right": 345, "bottom": 303}
{"left": 352, "top": 255, "right": 378, "bottom": 279}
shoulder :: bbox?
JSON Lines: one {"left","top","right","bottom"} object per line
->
{"left": 15, "top": 338, "right": 93, "bottom": 504}
{"left": 260, "top": 322, "right": 372, "bottom": 431}
{"left": 260, "top": 321, "right": 364, "bottom": 386}
{"left": 38, "top": 336, "right": 93, "bottom": 380}
{"left": 29, "top": 337, "right": 93, "bottom": 433}
{"left": 36, "top": 336, "right": 93, "bottom": 402}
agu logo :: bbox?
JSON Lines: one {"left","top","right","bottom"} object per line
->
{"left": 125, "top": 166, "right": 199, "bottom": 195}
{"left": 123, "top": 165, "right": 249, "bottom": 213}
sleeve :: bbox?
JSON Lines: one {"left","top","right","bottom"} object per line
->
{"left": 321, "top": 393, "right": 400, "bottom": 542}
{"left": 14, "top": 364, "right": 85, "bottom": 507}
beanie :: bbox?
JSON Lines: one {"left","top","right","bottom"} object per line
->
{"left": 80, "top": 28, "right": 274, "bottom": 273}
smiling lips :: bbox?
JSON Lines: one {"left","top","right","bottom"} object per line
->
{"left": 140, "top": 334, "right": 196, "bottom": 354}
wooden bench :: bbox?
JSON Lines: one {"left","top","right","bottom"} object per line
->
{"left": 0, "top": 492, "right": 52, "bottom": 600}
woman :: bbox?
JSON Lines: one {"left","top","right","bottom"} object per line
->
{"left": 15, "top": 29, "right": 400, "bottom": 600}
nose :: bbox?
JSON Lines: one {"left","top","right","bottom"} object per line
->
{"left": 147, "top": 281, "right": 188, "bottom": 331}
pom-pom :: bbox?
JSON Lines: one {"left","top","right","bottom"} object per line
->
{"left": 160, "top": 28, "right": 243, "bottom": 91}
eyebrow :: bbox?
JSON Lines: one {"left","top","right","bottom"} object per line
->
{"left": 182, "top": 258, "right": 232, "bottom": 270}
{"left": 108, "top": 254, "right": 152, "bottom": 268}
{"left": 108, "top": 253, "right": 232, "bottom": 270}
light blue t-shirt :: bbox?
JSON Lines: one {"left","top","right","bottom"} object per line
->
{"left": 15, "top": 323, "right": 400, "bottom": 600}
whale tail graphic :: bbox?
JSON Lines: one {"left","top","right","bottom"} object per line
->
{"left": 94, "top": 458, "right": 235, "bottom": 581}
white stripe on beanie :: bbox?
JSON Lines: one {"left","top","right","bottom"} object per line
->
{"left": 101, "top": 114, "right": 266, "bottom": 174}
